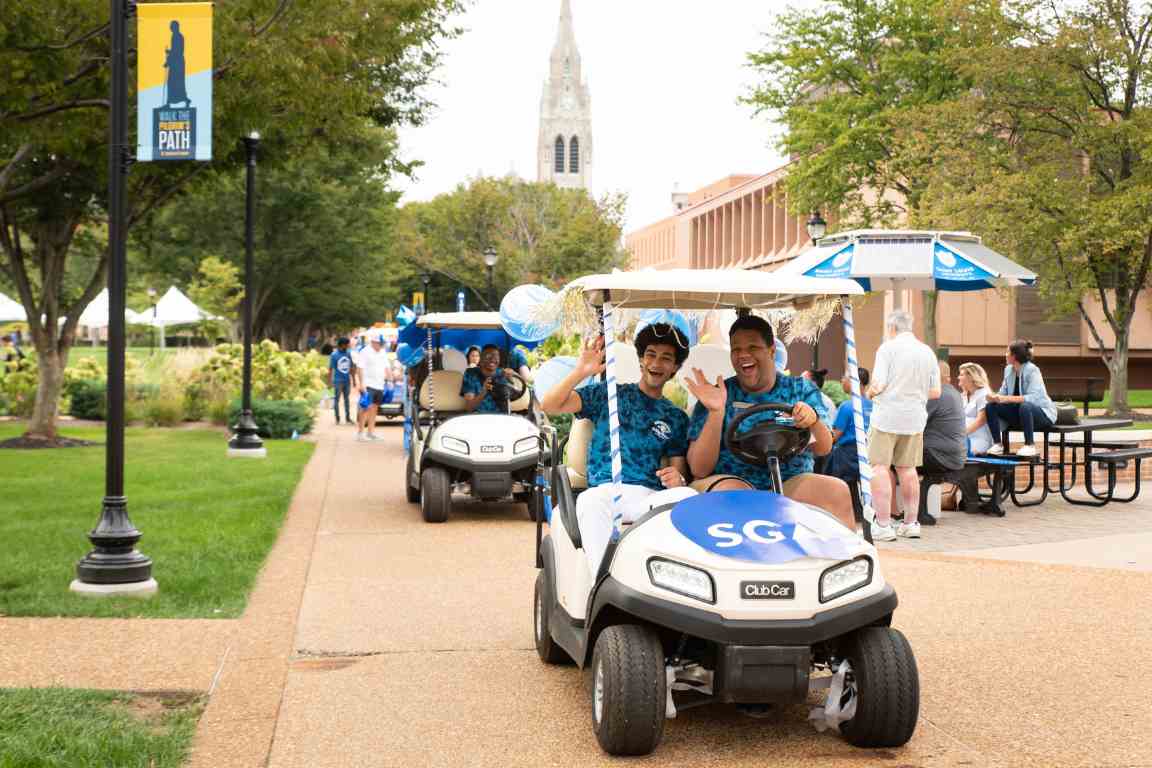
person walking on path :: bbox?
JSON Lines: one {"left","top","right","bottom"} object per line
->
{"left": 355, "top": 335, "right": 390, "bottom": 442}
{"left": 866, "top": 310, "right": 941, "bottom": 541}
{"left": 986, "top": 339, "right": 1056, "bottom": 458}
{"left": 328, "top": 337, "right": 355, "bottom": 425}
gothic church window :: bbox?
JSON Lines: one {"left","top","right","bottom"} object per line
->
{"left": 569, "top": 136, "right": 580, "bottom": 174}
{"left": 554, "top": 136, "right": 566, "bottom": 173}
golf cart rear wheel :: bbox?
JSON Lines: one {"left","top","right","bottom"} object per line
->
{"left": 839, "top": 627, "right": 920, "bottom": 748}
{"left": 405, "top": 454, "right": 420, "bottom": 504}
{"left": 590, "top": 624, "right": 666, "bottom": 756}
{"left": 421, "top": 467, "right": 451, "bottom": 523}
{"left": 523, "top": 491, "right": 543, "bottom": 522}
{"left": 533, "top": 570, "right": 571, "bottom": 665}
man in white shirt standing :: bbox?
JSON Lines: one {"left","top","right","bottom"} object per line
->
{"left": 356, "top": 334, "right": 391, "bottom": 442}
{"left": 866, "top": 310, "right": 941, "bottom": 541}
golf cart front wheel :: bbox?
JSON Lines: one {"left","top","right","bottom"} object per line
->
{"left": 533, "top": 570, "right": 571, "bottom": 665}
{"left": 405, "top": 454, "right": 420, "bottom": 504}
{"left": 421, "top": 467, "right": 451, "bottom": 523}
{"left": 839, "top": 627, "right": 920, "bottom": 748}
{"left": 590, "top": 624, "right": 666, "bottom": 756}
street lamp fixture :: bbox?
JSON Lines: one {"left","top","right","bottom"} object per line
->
{"left": 483, "top": 247, "right": 498, "bottom": 308}
{"left": 420, "top": 272, "right": 432, "bottom": 315}
{"left": 806, "top": 211, "right": 827, "bottom": 242}
{"left": 228, "top": 130, "right": 266, "bottom": 458}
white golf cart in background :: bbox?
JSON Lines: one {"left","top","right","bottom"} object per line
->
{"left": 403, "top": 312, "right": 545, "bottom": 523}
{"left": 526, "top": 270, "right": 919, "bottom": 756}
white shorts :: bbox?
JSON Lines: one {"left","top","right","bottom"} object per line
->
{"left": 576, "top": 483, "right": 697, "bottom": 577}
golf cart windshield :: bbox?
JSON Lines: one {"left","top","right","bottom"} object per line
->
{"left": 570, "top": 269, "right": 863, "bottom": 310}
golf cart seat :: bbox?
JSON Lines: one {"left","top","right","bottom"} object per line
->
{"left": 565, "top": 418, "right": 593, "bottom": 490}
{"left": 418, "top": 370, "right": 468, "bottom": 413}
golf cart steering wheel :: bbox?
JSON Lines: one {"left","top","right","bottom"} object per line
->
{"left": 497, "top": 370, "right": 529, "bottom": 405}
{"left": 724, "top": 402, "right": 811, "bottom": 466}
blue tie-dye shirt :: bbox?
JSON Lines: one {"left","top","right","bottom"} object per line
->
{"left": 577, "top": 382, "right": 689, "bottom": 491}
{"left": 688, "top": 374, "right": 828, "bottom": 489}
{"left": 460, "top": 367, "right": 508, "bottom": 414}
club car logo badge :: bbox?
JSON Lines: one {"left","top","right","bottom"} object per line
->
{"left": 741, "top": 581, "right": 795, "bottom": 599}
{"left": 480, "top": 445, "right": 503, "bottom": 453}
{"left": 670, "top": 492, "right": 857, "bottom": 565}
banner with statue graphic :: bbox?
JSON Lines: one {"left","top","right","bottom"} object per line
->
{"left": 137, "top": 3, "right": 213, "bottom": 161}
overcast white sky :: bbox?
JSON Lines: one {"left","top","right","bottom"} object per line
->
{"left": 395, "top": 0, "right": 816, "bottom": 233}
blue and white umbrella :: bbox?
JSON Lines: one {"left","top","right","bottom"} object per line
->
{"left": 778, "top": 230, "right": 1037, "bottom": 292}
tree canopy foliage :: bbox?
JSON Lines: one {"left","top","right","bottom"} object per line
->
{"left": 0, "top": 0, "right": 461, "bottom": 438}
{"left": 392, "top": 177, "right": 628, "bottom": 312}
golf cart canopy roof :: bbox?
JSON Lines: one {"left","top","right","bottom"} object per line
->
{"left": 416, "top": 312, "right": 504, "bottom": 330}
{"left": 570, "top": 269, "right": 864, "bottom": 309}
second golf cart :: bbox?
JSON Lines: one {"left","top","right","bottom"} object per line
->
{"left": 403, "top": 312, "right": 545, "bottom": 523}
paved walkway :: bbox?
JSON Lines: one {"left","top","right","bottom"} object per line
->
{"left": 5, "top": 416, "right": 1152, "bottom": 767}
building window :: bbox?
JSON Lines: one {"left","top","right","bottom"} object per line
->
{"left": 554, "top": 136, "right": 565, "bottom": 174}
{"left": 569, "top": 136, "right": 580, "bottom": 174}
{"left": 1015, "top": 286, "right": 1079, "bottom": 344}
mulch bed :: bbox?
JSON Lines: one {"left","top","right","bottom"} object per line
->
{"left": 0, "top": 435, "right": 100, "bottom": 449}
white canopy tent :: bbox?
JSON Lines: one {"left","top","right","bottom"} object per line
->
{"left": 0, "top": 291, "right": 26, "bottom": 323}
{"left": 137, "top": 286, "right": 219, "bottom": 349}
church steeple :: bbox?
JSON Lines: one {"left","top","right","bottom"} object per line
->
{"left": 538, "top": 0, "right": 592, "bottom": 189}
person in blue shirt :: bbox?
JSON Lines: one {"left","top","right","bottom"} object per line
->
{"left": 684, "top": 315, "right": 855, "bottom": 530}
{"left": 460, "top": 344, "right": 514, "bottom": 413}
{"left": 541, "top": 323, "right": 696, "bottom": 574}
{"left": 507, "top": 345, "right": 533, "bottom": 382}
{"left": 327, "top": 337, "right": 355, "bottom": 425}
{"left": 827, "top": 367, "right": 872, "bottom": 484}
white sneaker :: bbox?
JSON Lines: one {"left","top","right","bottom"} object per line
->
{"left": 357, "top": 432, "right": 368, "bottom": 442}
{"left": 368, "top": 433, "right": 384, "bottom": 441}
{"left": 1017, "top": 444, "right": 1038, "bottom": 457}
{"left": 987, "top": 444, "right": 1005, "bottom": 456}
{"left": 897, "top": 521, "right": 921, "bottom": 539}
{"left": 871, "top": 522, "right": 897, "bottom": 542}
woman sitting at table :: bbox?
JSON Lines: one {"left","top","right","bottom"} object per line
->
{"left": 986, "top": 339, "right": 1057, "bottom": 458}
{"left": 958, "top": 362, "right": 994, "bottom": 455}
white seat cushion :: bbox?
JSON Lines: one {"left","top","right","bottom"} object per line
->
{"left": 418, "top": 370, "right": 467, "bottom": 411}
{"left": 565, "top": 418, "right": 593, "bottom": 490}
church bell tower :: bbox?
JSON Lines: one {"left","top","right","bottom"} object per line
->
{"left": 537, "top": 0, "right": 592, "bottom": 189}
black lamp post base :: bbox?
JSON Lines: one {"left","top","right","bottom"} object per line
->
{"left": 72, "top": 496, "right": 156, "bottom": 595}
{"left": 228, "top": 410, "right": 266, "bottom": 457}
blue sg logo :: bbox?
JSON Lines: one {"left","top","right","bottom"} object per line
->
{"left": 670, "top": 491, "right": 857, "bottom": 564}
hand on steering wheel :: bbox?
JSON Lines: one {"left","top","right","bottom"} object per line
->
{"left": 724, "top": 401, "right": 812, "bottom": 466}
{"left": 792, "top": 401, "right": 819, "bottom": 430}
{"left": 497, "top": 369, "right": 529, "bottom": 403}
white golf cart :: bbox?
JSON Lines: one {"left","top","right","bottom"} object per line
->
{"left": 530, "top": 270, "right": 919, "bottom": 755}
{"left": 404, "top": 312, "right": 544, "bottom": 523}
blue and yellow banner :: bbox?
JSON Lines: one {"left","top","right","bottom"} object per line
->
{"left": 137, "top": 3, "right": 213, "bottom": 161}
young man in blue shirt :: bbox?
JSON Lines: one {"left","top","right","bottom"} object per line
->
{"left": 828, "top": 367, "right": 871, "bottom": 483}
{"left": 684, "top": 315, "right": 856, "bottom": 530}
{"left": 541, "top": 323, "right": 696, "bottom": 574}
{"left": 460, "top": 344, "right": 514, "bottom": 413}
{"left": 328, "top": 337, "right": 355, "bottom": 424}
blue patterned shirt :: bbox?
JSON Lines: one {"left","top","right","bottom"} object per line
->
{"left": 460, "top": 367, "right": 507, "bottom": 414}
{"left": 688, "top": 374, "right": 828, "bottom": 489}
{"left": 577, "top": 383, "right": 689, "bottom": 491}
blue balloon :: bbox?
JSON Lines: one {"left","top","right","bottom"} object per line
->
{"left": 533, "top": 356, "right": 597, "bottom": 401}
{"left": 500, "top": 284, "right": 558, "bottom": 342}
{"left": 635, "top": 309, "right": 697, "bottom": 346}
{"left": 395, "top": 305, "right": 417, "bottom": 328}
{"left": 396, "top": 342, "right": 425, "bottom": 368}
{"left": 775, "top": 338, "right": 789, "bottom": 370}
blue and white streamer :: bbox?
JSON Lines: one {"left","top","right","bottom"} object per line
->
{"left": 604, "top": 302, "right": 625, "bottom": 540}
{"left": 841, "top": 300, "right": 872, "bottom": 512}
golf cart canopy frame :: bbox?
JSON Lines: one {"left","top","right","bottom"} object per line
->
{"left": 416, "top": 311, "right": 507, "bottom": 330}
{"left": 570, "top": 269, "right": 864, "bottom": 309}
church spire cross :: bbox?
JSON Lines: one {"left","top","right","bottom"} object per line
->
{"left": 538, "top": 0, "right": 591, "bottom": 189}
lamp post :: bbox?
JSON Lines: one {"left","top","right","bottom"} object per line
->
{"left": 420, "top": 272, "right": 431, "bottom": 315}
{"left": 483, "top": 246, "right": 498, "bottom": 309}
{"left": 147, "top": 287, "right": 157, "bottom": 353}
{"left": 71, "top": 0, "right": 155, "bottom": 596}
{"left": 805, "top": 211, "right": 828, "bottom": 368}
{"left": 228, "top": 131, "right": 266, "bottom": 458}
{"left": 805, "top": 211, "right": 827, "bottom": 243}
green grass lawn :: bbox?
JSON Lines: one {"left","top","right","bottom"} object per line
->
{"left": 0, "top": 424, "right": 314, "bottom": 618}
{"left": 1088, "top": 389, "right": 1152, "bottom": 409}
{"left": 0, "top": 688, "right": 202, "bottom": 768}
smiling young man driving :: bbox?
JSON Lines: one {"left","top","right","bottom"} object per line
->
{"left": 460, "top": 344, "right": 515, "bottom": 413}
{"left": 684, "top": 315, "right": 856, "bottom": 530}
{"left": 540, "top": 323, "right": 697, "bottom": 575}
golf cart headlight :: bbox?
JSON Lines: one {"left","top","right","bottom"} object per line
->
{"left": 820, "top": 556, "right": 873, "bottom": 603}
{"left": 647, "top": 558, "right": 714, "bottom": 604}
{"left": 514, "top": 436, "right": 538, "bottom": 455}
{"left": 441, "top": 436, "right": 469, "bottom": 455}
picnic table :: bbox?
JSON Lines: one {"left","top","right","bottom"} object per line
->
{"left": 1002, "top": 418, "right": 1149, "bottom": 507}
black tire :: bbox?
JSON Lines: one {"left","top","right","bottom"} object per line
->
{"left": 590, "top": 624, "right": 666, "bottom": 756}
{"left": 533, "top": 570, "right": 571, "bottom": 664}
{"left": 839, "top": 627, "right": 920, "bottom": 748}
{"left": 405, "top": 454, "right": 420, "bottom": 504}
{"left": 421, "top": 466, "right": 451, "bottom": 523}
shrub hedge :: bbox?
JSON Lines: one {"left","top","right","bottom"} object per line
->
{"left": 229, "top": 398, "right": 315, "bottom": 439}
